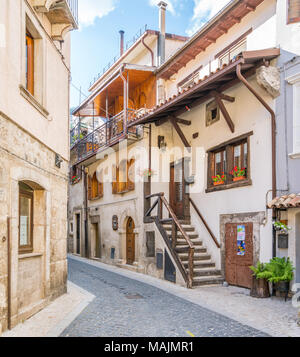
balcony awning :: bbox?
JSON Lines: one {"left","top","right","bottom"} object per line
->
{"left": 73, "top": 63, "right": 156, "bottom": 117}
{"left": 268, "top": 194, "right": 300, "bottom": 209}
{"left": 128, "top": 48, "right": 280, "bottom": 127}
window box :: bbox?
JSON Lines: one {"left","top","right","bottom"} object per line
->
{"left": 213, "top": 181, "right": 225, "bottom": 186}
{"left": 233, "top": 176, "right": 246, "bottom": 182}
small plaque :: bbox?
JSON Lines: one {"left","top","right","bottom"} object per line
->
{"left": 112, "top": 215, "right": 118, "bottom": 231}
{"left": 278, "top": 234, "right": 288, "bottom": 249}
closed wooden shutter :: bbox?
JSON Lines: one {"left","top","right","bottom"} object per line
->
{"left": 288, "top": 0, "right": 300, "bottom": 23}
{"left": 127, "top": 159, "right": 135, "bottom": 191}
{"left": 97, "top": 170, "right": 103, "bottom": 198}
{"left": 207, "top": 152, "right": 215, "bottom": 188}
{"left": 112, "top": 165, "right": 118, "bottom": 194}
{"left": 88, "top": 175, "right": 92, "bottom": 200}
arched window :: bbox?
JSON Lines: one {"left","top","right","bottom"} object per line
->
{"left": 19, "top": 182, "right": 34, "bottom": 253}
{"left": 288, "top": 0, "right": 300, "bottom": 24}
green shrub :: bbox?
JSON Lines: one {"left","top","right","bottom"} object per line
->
{"left": 251, "top": 257, "right": 295, "bottom": 283}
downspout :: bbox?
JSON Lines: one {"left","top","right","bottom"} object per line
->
{"left": 236, "top": 63, "right": 277, "bottom": 259}
{"left": 142, "top": 35, "right": 154, "bottom": 67}
{"left": 84, "top": 167, "right": 89, "bottom": 258}
{"left": 119, "top": 67, "right": 128, "bottom": 135}
{"left": 7, "top": 217, "right": 11, "bottom": 330}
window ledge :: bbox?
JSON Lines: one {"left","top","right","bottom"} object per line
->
{"left": 89, "top": 195, "right": 104, "bottom": 201}
{"left": 19, "top": 85, "right": 49, "bottom": 119}
{"left": 114, "top": 189, "right": 135, "bottom": 195}
{"left": 18, "top": 252, "right": 43, "bottom": 260}
{"left": 206, "top": 179, "right": 252, "bottom": 193}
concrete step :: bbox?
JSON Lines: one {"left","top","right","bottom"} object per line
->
{"left": 189, "top": 268, "right": 222, "bottom": 277}
{"left": 164, "top": 226, "right": 195, "bottom": 232}
{"left": 192, "top": 276, "right": 224, "bottom": 287}
{"left": 176, "top": 239, "right": 203, "bottom": 246}
{"left": 168, "top": 234, "right": 199, "bottom": 240}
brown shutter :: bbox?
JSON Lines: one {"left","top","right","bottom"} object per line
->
{"left": 88, "top": 175, "right": 92, "bottom": 200}
{"left": 226, "top": 145, "right": 234, "bottom": 184}
{"left": 288, "top": 0, "right": 300, "bottom": 24}
{"left": 112, "top": 165, "right": 117, "bottom": 194}
{"left": 127, "top": 159, "right": 135, "bottom": 191}
{"left": 207, "top": 152, "right": 215, "bottom": 188}
{"left": 97, "top": 170, "right": 103, "bottom": 198}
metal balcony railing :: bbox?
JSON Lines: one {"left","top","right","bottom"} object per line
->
{"left": 72, "top": 109, "right": 138, "bottom": 163}
{"left": 66, "top": 0, "right": 79, "bottom": 25}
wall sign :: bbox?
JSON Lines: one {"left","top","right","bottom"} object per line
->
{"left": 237, "top": 225, "right": 246, "bottom": 256}
{"left": 112, "top": 215, "right": 118, "bottom": 231}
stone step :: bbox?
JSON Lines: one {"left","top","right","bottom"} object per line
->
{"left": 192, "top": 276, "right": 224, "bottom": 287}
{"left": 176, "top": 240, "right": 203, "bottom": 247}
{"left": 168, "top": 234, "right": 199, "bottom": 240}
{"left": 183, "top": 260, "right": 216, "bottom": 269}
{"left": 189, "top": 268, "right": 222, "bottom": 277}
{"left": 164, "top": 226, "right": 195, "bottom": 232}
{"left": 175, "top": 246, "right": 207, "bottom": 253}
{"left": 179, "top": 253, "right": 211, "bottom": 261}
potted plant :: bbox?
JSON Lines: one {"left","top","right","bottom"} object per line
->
{"left": 72, "top": 175, "right": 79, "bottom": 185}
{"left": 230, "top": 166, "right": 246, "bottom": 182}
{"left": 212, "top": 174, "right": 226, "bottom": 186}
{"left": 273, "top": 221, "right": 292, "bottom": 234}
{"left": 249, "top": 262, "right": 270, "bottom": 298}
{"left": 254, "top": 257, "right": 295, "bottom": 301}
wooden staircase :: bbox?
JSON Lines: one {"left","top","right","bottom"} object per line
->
{"left": 145, "top": 193, "right": 223, "bottom": 288}
{"left": 162, "top": 221, "right": 223, "bottom": 287}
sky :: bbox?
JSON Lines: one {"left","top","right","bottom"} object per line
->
{"left": 70, "top": 0, "right": 231, "bottom": 109}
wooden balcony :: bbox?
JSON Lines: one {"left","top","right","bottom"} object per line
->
{"left": 33, "top": 0, "right": 78, "bottom": 40}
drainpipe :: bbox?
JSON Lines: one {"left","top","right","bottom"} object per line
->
{"left": 119, "top": 66, "right": 128, "bottom": 135}
{"left": 6, "top": 217, "right": 11, "bottom": 330}
{"left": 236, "top": 63, "right": 277, "bottom": 259}
{"left": 84, "top": 167, "right": 89, "bottom": 258}
{"left": 142, "top": 35, "right": 154, "bottom": 67}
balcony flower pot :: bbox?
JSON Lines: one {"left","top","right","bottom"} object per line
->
{"left": 213, "top": 181, "right": 224, "bottom": 186}
{"left": 233, "top": 176, "right": 246, "bottom": 182}
{"left": 212, "top": 174, "right": 226, "bottom": 187}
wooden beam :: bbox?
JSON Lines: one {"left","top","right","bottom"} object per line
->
{"left": 211, "top": 91, "right": 235, "bottom": 133}
{"left": 216, "top": 92, "right": 235, "bottom": 102}
{"left": 174, "top": 117, "right": 192, "bottom": 126}
{"left": 169, "top": 117, "right": 191, "bottom": 149}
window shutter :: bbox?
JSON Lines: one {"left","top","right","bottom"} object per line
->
{"left": 97, "top": 170, "right": 103, "bottom": 198}
{"left": 127, "top": 159, "right": 135, "bottom": 191}
{"left": 88, "top": 175, "right": 92, "bottom": 200}
{"left": 112, "top": 165, "right": 118, "bottom": 194}
{"left": 288, "top": 0, "right": 300, "bottom": 24}
{"left": 207, "top": 152, "right": 215, "bottom": 188}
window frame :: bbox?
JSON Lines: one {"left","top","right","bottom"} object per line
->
{"left": 112, "top": 159, "right": 135, "bottom": 195}
{"left": 206, "top": 132, "right": 253, "bottom": 193}
{"left": 25, "top": 31, "right": 34, "bottom": 96}
{"left": 88, "top": 172, "right": 104, "bottom": 200}
{"left": 19, "top": 187, "right": 34, "bottom": 254}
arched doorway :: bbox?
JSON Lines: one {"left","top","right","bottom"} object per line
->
{"left": 126, "top": 217, "right": 135, "bottom": 265}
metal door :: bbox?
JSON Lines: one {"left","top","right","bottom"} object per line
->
{"left": 164, "top": 250, "right": 176, "bottom": 283}
{"left": 225, "top": 223, "right": 253, "bottom": 289}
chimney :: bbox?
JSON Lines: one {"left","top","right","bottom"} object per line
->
{"left": 158, "top": 1, "right": 167, "bottom": 66}
{"left": 119, "top": 30, "right": 125, "bottom": 56}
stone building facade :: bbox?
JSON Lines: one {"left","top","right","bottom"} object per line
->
{"left": 0, "top": 0, "right": 78, "bottom": 333}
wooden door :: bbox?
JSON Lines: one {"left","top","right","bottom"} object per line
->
{"left": 169, "top": 163, "right": 184, "bottom": 219}
{"left": 94, "top": 223, "right": 101, "bottom": 259}
{"left": 126, "top": 217, "right": 135, "bottom": 265}
{"left": 225, "top": 223, "right": 254, "bottom": 289}
{"left": 76, "top": 214, "right": 80, "bottom": 255}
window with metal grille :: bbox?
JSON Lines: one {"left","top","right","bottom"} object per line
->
{"left": 288, "top": 0, "right": 300, "bottom": 24}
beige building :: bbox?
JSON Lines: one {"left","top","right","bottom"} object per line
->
{"left": 69, "top": 0, "right": 300, "bottom": 293}
{"left": 0, "top": 0, "right": 78, "bottom": 333}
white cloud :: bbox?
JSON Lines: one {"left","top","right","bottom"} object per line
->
{"left": 78, "top": 0, "right": 117, "bottom": 27}
{"left": 186, "top": 0, "right": 231, "bottom": 36}
{"left": 149, "top": 0, "right": 176, "bottom": 15}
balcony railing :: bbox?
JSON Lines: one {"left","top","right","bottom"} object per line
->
{"left": 73, "top": 109, "right": 138, "bottom": 163}
{"left": 66, "top": 0, "right": 79, "bottom": 25}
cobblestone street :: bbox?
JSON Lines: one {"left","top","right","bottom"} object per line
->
{"left": 61, "top": 257, "right": 269, "bottom": 337}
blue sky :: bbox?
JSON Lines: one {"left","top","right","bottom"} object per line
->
{"left": 70, "top": 0, "right": 231, "bottom": 109}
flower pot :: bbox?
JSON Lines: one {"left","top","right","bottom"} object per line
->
{"left": 274, "top": 281, "right": 290, "bottom": 301}
{"left": 213, "top": 181, "right": 224, "bottom": 186}
{"left": 250, "top": 277, "right": 270, "bottom": 298}
{"left": 233, "top": 176, "right": 246, "bottom": 182}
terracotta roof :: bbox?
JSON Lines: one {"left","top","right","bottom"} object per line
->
{"left": 158, "top": 0, "right": 265, "bottom": 80}
{"left": 128, "top": 48, "right": 280, "bottom": 127}
{"left": 268, "top": 194, "right": 300, "bottom": 209}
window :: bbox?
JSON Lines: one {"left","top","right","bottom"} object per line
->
{"left": 25, "top": 31, "right": 34, "bottom": 95}
{"left": 112, "top": 159, "right": 135, "bottom": 194}
{"left": 206, "top": 100, "right": 220, "bottom": 127}
{"left": 288, "top": 0, "right": 300, "bottom": 24}
{"left": 88, "top": 172, "right": 103, "bottom": 200}
{"left": 70, "top": 165, "right": 82, "bottom": 185}
{"left": 207, "top": 133, "right": 252, "bottom": 191}
{"left": 178, "top": 65, "right": 203, "bottom": 91}
{"left": 19, "top": 183, "right": 34, "bottom": 253}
